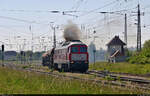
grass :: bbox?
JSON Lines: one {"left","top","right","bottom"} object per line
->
{"left": 0, "top": 66, "right": 148, "bottom": 94}
{"left": 89, "top": 62, "right": 150, "bottom": 75}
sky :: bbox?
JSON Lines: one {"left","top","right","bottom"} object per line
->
{"left": 0, "top": 0, "right": 150, "bottom": 51}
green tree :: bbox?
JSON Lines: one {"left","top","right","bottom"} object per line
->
{"left": 143, "top": 40, "right": 150, "bottom": 49}
{"left": 129, "top": 40, "right": 150, "bottom": 64}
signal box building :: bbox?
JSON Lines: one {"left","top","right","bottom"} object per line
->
{"left": 106, "top": 36, "right": 126, "bottom": 63}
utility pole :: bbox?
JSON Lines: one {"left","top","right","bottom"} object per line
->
{"left": 53, "top": 27, "right": 56, "bottom": 48}
{"left": 30, "top": 25, "right": 33, "bottom": 52}
{"left": 41, "top": 38, "right": 44, "bottom": 51}
{"left": 124, "top": 13, "right": 127, "bottom": 47}
{"left": 29, "top": 25, "right": 33, "bottom": 63}
{"left": 22, "top": 39, "right": 26, "bottom": 64}
{"left": 44, "top": 46, "right": 47, "bottom": 51}
{"left": 50, "top": 22, "right": 56, "bottom": 48}
{"left": 93, "top": 30, "right": 96, "bottom": 66}
{"left": 137, "top": 4, "right": 141, "bottom": 51}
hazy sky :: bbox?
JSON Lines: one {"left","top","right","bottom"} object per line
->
{"left": 0, "top": 0, "right": 150, "bottom": 51}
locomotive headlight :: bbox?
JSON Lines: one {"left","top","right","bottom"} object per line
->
{"left": 85, "top": 61, "right": 88, "bottom": 63}
{"left": 71, "top": 61, "right": 74, "bottom": 63}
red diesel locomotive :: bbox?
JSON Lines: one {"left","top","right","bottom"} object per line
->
{"left": 42, "top": 40, "right": 89, "bottom": 72}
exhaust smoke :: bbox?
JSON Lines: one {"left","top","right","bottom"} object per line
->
{"left": 63, "top": 21, "right": 81, "bottom": 41}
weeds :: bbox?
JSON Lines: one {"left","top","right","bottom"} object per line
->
{"left": 90, "top": 62, "right": 150, "bottom": 75}
{"left": 104, "top": 75, "right": 115, "bottom": 81}
{"left": 22, "top": 66, "right": 29, "bottom": 69}
{"left": 0, "top": 66, "right": 148, "bottom": 94}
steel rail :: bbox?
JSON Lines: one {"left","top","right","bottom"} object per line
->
{"left": 87, "top": 70, "right": 150, "bottom": 84}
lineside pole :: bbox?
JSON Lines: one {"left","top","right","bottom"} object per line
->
{"left": 53, "top": 27, "right": 56, "bottom": 48}
{"left": 2, "top": 44, "right": 4, "bottom": 67}
{"left": 137, "top": 4, "right": 141, "bottom": 51}
{"left": 93, "top": 30, "right": 96, "bottom": 67}
{"left": 124, "top": 13, "right": 127, "bottom": 47}
{"left": 29, "top": 25, "right": 33, "bottom": 64}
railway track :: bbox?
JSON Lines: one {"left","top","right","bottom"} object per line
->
{"left": 21, "top": 67, "right": 150, "bottom": 90}
{"left": 87, "top": 70, "right": 150, "bottom": 84}
{"left": 1, "top": 62, "right": 150, "bottom": 91}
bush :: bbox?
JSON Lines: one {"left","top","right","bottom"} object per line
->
{"left": 129, "top": 40, "right": 150, "bottom": 64}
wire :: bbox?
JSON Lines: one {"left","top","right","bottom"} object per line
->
{"left": 0, "top": 15, "right": 40, "bottom": 24}
{"left": 0, "top": 26, "right": 30, "bottom": 37}
{"left": 78, "top": 3, "right": 136, "bottom": 28}
{"left": 78, "top": 0, "right": 122, "bottom": 18}
{"left": 71, "top": 0, "right": 83, "bottom": 11}
{"left": 83, "top": 14, "right": 124, "bottom": 31}
{"left": 0, "top": 9, "right": 61, "bottom": 13}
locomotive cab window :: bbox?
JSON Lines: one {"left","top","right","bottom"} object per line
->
{"left": 71, "top": 46, "right": 79, "bottom": 52}
{"left": 80, "top": 47, "right": 87, "bottom": 52}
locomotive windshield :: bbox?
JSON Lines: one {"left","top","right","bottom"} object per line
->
{"left": 71, "top": 47, "right": 79, "bottom": 52}
{"left": 71, "top": 46, "right": 87, "bottom": 53}
{"left": 80, "top": 47, "right": 87, "bottom": 52}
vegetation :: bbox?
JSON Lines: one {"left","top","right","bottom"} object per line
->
{"left": 0, "top": 66, "right": 148, "bottom": 94}
{"left": 90, "top": 62, "right": 150, "bottom": 75}
{"left": 129, "top": 40, "right": 150, "bottom": 64}
{"left": 0, "top": 50, "right": 45, "bottom": 61}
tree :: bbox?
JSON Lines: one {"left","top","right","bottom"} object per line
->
{"left": 129, "top": 39, "right": 150, "bottom": 64}
{"left": 143, "top": 40, "right": 150, "bottom": 49}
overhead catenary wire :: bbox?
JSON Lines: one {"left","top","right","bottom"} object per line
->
{"left": 0, "top": 16, "right": 40, "bottom": 24}
{"left": 77, "top": 0, "right": 124, "bottom": 18}
{"left": 0, "top": 0, "right": 149, "bottom": 51}
{"left": 78, "top": 5, "right": 137, "bottom": 31}
{"left": 71, "top": 0, "right": 84, "bottom": 11}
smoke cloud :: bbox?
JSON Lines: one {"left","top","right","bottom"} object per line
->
{"left": 63, "top": 21, "right": 81, "bottom": 41}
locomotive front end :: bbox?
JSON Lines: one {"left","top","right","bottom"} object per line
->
{"left": 69, "top": 44, "right": 89, "bottom": 72}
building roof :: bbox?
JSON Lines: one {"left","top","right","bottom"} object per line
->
{"left": 106, "top": 36, "right": 126, "bottom": 46}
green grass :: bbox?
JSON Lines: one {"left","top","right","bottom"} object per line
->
{"left": 89, "top": 62, "right": 150, "bottom": 75}
{"left": 0, "top": 66, "right": 148, "bottom": 94}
